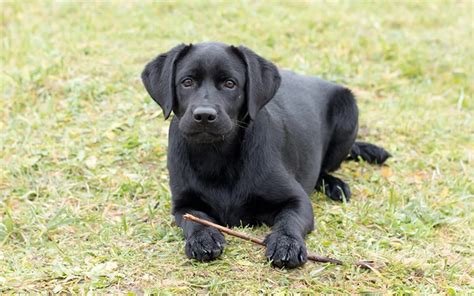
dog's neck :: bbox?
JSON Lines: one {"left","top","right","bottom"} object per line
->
{"left": 182, "top": 125, "right": 247, "bottom": 181}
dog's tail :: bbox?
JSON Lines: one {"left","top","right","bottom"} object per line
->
{"left": 347, "top": 141, "right": 391, "bottom": 164}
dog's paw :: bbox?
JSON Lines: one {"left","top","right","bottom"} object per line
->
{"left": 185, "top": 227, "right": 225, "bottom": 262}
{"left": 264, "top": 232, "right": 307, "bottom": 268}
{"left": 320, "top": 175, "right": 351, "bottom": 202}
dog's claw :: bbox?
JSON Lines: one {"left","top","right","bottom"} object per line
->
{"left": 298, "top": 253, "right": 304, "bottom": 263}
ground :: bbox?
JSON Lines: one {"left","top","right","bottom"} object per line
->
{"left": 1, "top": 1, "right": 473, "bottom": 294}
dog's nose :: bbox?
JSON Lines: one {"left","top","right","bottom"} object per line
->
{"left": 193, "top": 107, "right": 217, "bottom": 123}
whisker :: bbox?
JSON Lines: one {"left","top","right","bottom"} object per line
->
{"left": 233, "top": 120, "right": 249, "bottom": 129}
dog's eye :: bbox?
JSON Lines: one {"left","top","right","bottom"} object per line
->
{"left": 223, "top": 80, "right": 236, "bottom": 89}
{"left": 181, "top": 78, "right": 194, "bottom": 88}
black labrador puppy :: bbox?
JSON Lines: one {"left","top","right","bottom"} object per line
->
{"left": 142, "top": 42, "right": 390, "bottom": 268}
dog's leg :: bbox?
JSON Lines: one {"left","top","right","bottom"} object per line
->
{"left": 263, "top": 186, "right": 314, "bottom": 268}
{"left": 316, "top": 172, "right": 351, "bottom": 202}
{"left": 347, "top": 141, "right": 391, "bottom": 164}
{"left": 174, "top": 209, "right": 225, "bottom": 262}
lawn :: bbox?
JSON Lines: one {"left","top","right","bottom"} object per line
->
{"left": 1, "top": 1, "right": 473, "bottom": 294}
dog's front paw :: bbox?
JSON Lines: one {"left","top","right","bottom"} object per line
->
{"left": 185, "top": 227, "right": 225, "bottom": 262}
{"left": 264, "top": 232, "right": 307, "bottom": 268}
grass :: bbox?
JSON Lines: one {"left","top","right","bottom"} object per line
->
{"left": 1, "top": 0, "right": 473, "bottom": 294}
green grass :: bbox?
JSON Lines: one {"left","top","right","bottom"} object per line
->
{"left": 1, "top": 1, "right": 473, "bottom": 294}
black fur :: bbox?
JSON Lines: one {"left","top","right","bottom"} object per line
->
{"left": 348, "top": 141, "right": 392, "bottom": 164}
{"left": 141, "top": 42, "right": 391, "bottom": 268}
{"left": 316, "top": 172, "right": 351, "bottom": 202}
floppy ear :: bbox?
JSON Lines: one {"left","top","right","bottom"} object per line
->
{"left": 141, "top": 44, "right": 191, "bottom": 119}
{"left": 231, "top": 46, "right": 281, "bottom": 120}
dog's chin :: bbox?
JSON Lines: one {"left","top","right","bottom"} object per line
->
{"left": 181, "top": 130, "right": 232, "bottom": 144}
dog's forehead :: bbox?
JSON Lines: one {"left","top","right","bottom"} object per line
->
{"left": 177, "top": 43, "right": 245, "bottom": 75}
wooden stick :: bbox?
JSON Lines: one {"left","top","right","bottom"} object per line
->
{"left": 183, "top": 213, "right": 376, "bottom": 270}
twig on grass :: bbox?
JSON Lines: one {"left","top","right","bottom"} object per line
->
{"left": 183, "top": 213, "right": 378, "bottom": 270}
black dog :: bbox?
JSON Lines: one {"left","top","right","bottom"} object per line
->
{"left": 142, "top": 42, "right": 390, "bottom": 268}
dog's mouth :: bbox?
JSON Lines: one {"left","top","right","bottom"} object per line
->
{"left": 178, "top": 114, "right": 236, "bottom": 144}
{"left": 182, "top": 130, "right": 233, "bottom": 143}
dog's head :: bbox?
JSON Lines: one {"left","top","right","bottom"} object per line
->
{"left": 141, "top": 42, "right": 281, "bottom": 143}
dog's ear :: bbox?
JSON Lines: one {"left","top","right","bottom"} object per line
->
{"left": 141, "top": 44, "right": 191, "bottom": 119}
{"left": 231, "top": 46, "right": 281, "bottom": 120}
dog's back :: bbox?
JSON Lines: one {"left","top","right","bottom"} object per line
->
{"left": 261, "top": 69, "right": 358, "bottom": 194}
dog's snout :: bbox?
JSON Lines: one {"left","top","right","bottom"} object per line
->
{"left": 193, "top": 107, "right": 218, "bottom": 123}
